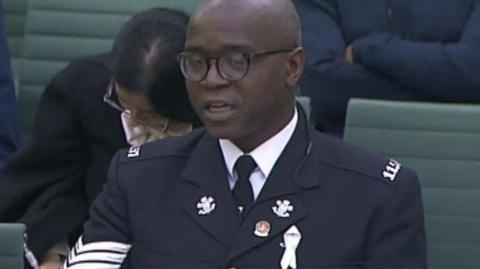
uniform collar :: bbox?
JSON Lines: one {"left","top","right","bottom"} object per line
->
{"left": 219, "top": 108, "right": 298, "bottom": 180}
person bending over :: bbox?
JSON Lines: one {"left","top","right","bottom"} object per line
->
{"left": 0, "top": 8, "right": 198, "bottom": 268}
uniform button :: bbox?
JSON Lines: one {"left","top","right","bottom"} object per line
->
{"left": 227, "top": 267, "right": 237, "bottom": 269}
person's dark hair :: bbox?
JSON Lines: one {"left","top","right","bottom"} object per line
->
{"left": 111, "top": 8, "right": 198, "bottom": 123}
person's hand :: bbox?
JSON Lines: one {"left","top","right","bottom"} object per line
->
{"left": 345, "top": 44, "right": 354, "bottom": 62}
{"left": 39, "top": 252, "right": 64, "bottom": 269}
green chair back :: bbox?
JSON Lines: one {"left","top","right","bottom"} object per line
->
{"left": 3, "top": 0, "right": 28, "bottom": 83}
{"left": 18, "top": 0, "right": 200, "bottom": 142}
{"left": 344, "top": 98, "right": 480, "bottom": 269}
{"left": 3, "top": 0, "right": 28, "bottom": 57}
{"left": 0, "top": 223, "right": 25, "bottom": 269}
{"left": 296, "top": 95, "right": 311, "bottom": 119}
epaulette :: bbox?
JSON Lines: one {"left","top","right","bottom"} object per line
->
{"left": 121, "top": 141, "right": 177, "bottom": 162}
{"left": 316, "top": 133, "right": 407, "bottom": 185}
{"left": 118, "top": 128, "right": 207, "bottom": 163}
{"left": 119, "top": 142, "right": 181, "bottom": 163}
{"left": 337, "top": 156, "right": 405, "bottom": 186}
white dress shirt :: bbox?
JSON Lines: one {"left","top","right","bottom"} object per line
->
{"left": 219, "top": 108, "right": 298, "bottom": 200}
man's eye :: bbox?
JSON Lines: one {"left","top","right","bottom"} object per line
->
{"left": 188, "top": 58, "right": 205, "bottom": 67}
{"left": 224, "top": 54, "right": 246, "bottom": 70}
{"left": 187, "top": 56, "right": 205, "bottom": 70}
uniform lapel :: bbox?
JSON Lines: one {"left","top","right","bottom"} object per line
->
{"left": 181, "top": 132, "right": 240, "bottom": 248}
{"left": 225, "top": 106, "right": 321, "bottom": 262}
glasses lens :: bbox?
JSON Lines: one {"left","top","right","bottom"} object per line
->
{"left": 180, "top": 54, "right": 207, "bottom": 82}
{"left": 219, "top": 53, "right": 248, "bottom": 81}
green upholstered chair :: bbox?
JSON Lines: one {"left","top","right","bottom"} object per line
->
{"left": 3, "top": 0, "right": 28, "bottom": 64}
{"left": 0, "top": 223, "right": 25, "bottom": 269}
{"left": 344, "top": 98, "right": 480, "bottom": 269}
{"left": 17, "top": 0, "right": 200, "bottom": 142}
{"left": 296, "top": 95, "right": 311, "bottom": 119}
{"left": 3, "top": 0, "right": 28, "bottom": 88}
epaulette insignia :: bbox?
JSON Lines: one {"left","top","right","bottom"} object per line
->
{"left": 382, "top": 159, "right": 401, "bottom": 181}
{"left": 127, "top": 145, "right": 141, "bottom": 158}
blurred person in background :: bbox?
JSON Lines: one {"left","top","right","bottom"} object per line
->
{"left": 0, "top": 0, "right": 20, "bottom": 170}
{"left": 295, "top": 0, "right": 480, "bottom": 136}
{"left": 0, "top": 7, "right": 198, "bottom": 268}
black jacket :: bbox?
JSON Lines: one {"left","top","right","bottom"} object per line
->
{"left": 0, "top": 54, "right": 128, "bottom": 259}
{"left": 65, "top": 109, "right": 427, "bottom": 269}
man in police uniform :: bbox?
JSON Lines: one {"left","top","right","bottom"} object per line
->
{"left": 62, "top": 0, "right": 427, "bottom": 268}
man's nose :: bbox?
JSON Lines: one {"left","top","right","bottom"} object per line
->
{"left": 201, "top": 59, "right": 229, "bottom": 88}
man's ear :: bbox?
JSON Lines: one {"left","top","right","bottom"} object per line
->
{"left": 286, "top": 47, "right": 305, "bottom": 87}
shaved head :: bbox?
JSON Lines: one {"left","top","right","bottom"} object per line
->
{"left": 190, "top": 0, "right": 302, "bottom": 48}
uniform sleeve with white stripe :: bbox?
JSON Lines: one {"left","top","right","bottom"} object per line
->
{"left": 63, "top": 151, "right": 131, "bottom": 269}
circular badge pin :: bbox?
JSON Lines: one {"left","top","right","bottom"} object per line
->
{"left": 254, "top": 220, "right": 271, "bottom": 237}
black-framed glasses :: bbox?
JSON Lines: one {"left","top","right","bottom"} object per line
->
{"left": 103, "top": 80, "right": 132, "bottom": 115}
{"left": 177, "top": 48, "right": 297, "bottom": 82}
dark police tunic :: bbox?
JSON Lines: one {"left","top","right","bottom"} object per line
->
{"left": 63, "top": 111, "right": 426, "bottom": 269}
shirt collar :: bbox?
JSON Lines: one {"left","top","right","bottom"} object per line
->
{"left": 219, "top": 108, "right": 298, "bottom": 179}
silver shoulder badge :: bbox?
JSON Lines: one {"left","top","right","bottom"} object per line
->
{"left": 382, "top": 159, "right": 401, "bottom": 181}
{"left": 127, "top": 145, "right": 141, "bottom": 158}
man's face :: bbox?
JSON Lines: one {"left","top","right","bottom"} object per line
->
{"left": 184, "top": 7, "right": 297, "bottom": 151}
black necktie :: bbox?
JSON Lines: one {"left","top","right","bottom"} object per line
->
{"left": 233, "top": 155, "right": 257, "bottom": 220}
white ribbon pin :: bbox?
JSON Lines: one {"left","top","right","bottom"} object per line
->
{"left": 280, "top": 225, "right": 302, "bottom": 269}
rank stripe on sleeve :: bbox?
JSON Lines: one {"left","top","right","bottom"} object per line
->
{"left": 62, "top": 236, "right": 131, "bottom": 269}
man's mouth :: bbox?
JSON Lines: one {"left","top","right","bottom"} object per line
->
{"left": 207, "top": 102, "right": 232, "bottom": 112}
{"left": 202, "top": 101, "right": 236, "bottom": 122}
